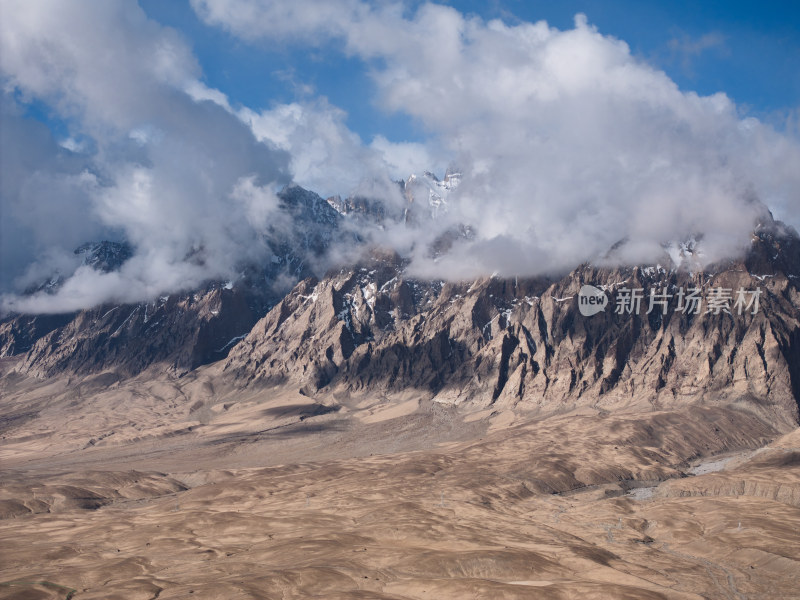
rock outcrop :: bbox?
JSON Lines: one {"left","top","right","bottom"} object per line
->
{"left": 224, "top": 224, "right": 800, "bottom": 427}
{"left": 14, "top": 285, "right": 260, "bottom": 378}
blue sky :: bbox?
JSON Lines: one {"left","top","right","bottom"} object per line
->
{"left": 138, "top": 0, "right": 800, "bottom": 142}
{"left": 2, "top": 0, "right": 800, "bottom": 310}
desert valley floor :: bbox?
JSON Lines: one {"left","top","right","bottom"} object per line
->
{"left": 1, "top": 357, "right": 799, "bottom": 600}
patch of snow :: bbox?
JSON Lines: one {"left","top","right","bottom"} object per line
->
{"left": 379, "top": 277, "right": 398, "bottom": 294}
{"left": 215, "top": 334, "right": 247, "bottom": 353}
{"left": 362, "top": 283, "right": 377, "bottom": 309}
{"left": 112, "top": 307, "right": 139, "bottom": 336}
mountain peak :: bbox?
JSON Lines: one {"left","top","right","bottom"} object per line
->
{"left": 74, "top": 240, "right": 133, "bottom": 273}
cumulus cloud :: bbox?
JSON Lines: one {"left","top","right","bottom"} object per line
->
{"left": 241, "top": 99, "right": 376, "bottom": 197}
{"left": 193, "top": 0, "right": 800, "bottom": 278}
{"left": 190, "top": 0, "right": 368, "bottom": 42}
{"left": 0, "top": 101, "right": 105, "bottom": 290}
{"left": 0, "top": 0, "right": 292, "bottom": 313}
{"left": 370, "top": 136, "right": 444, "bottom": 181}
{"left": 240, "top": 99, "right": 445, "bottom": 196}
{"left": 1, "top": 0, "right": 199, "bottom": 132}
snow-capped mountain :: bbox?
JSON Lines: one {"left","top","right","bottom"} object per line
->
{"left": 402, "top": 167, "right": 461, "bottom": 220}
{"left": 325, "top": 167, "right": 462, "bottom": 225}
{"left": 75, "top": 241, "right": 133, "bottom": 273}
{"left": 222, "top": 216, "right": 800, "bottom": 426}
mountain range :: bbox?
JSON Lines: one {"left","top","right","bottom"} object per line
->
{"left": 1, "top": 178, "right": 798, "bottom": 429}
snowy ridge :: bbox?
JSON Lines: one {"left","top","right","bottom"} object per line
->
{"left": 404, "top": 167, "right": 461, "bottom": 218}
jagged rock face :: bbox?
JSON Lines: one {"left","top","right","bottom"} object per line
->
{"left": 0, "top": 313, "right": 75, "bottom": 357}
{"left": 74, "top": 241, "right": 133, "bottom": 273}
{"left": 3, "top": 186, "right": 799, "bottom": 427}
{"left": 402, "top": 169, "right": 460, "bottom": 222}
{"left": 325, "top": 168, "right": 462, "bottom": 227}
{"left": 223, "top": 251, "right": 447, "bottom": 393}
{"left": 15, "top": 286, "right": 260, "bottom": 378}
{"left": 326, "top": 194, "right": 397, "bottom": 224}
{"left": 263, "top": 185, "right": 343, "bottom": 281}
{"left": 225, "top": 231, "right": 800, "bottom": 427}
{"left": 20, "top": 241, "right": 134, "bottom": 296}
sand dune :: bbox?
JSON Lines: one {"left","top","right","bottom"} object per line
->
{"left": 2, "top": 365, "right": 799, "bottom": 599}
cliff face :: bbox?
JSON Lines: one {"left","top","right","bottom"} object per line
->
{"left": 0, "top": 313, "right": 76, "bottom": 358}
{"left": 224, "top": 227, "right": 800, "bottom": 428}
{"left": 10, "top": 286, "right": 261, "bottom": 378}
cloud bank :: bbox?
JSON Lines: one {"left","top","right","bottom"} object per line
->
{"left": 2, "top": 0, "right": 799, "bottom": 313}
{"left": 194, "top": 0, "right": 800, "bottom": 278}
{"left": 1, "top": 0, "right": 292, "bottom": 312}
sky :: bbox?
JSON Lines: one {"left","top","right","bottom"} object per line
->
{"left": 140, "top": 0, "right": 800, "bottom": 141}
{"left": 1, "top": 0, "right": 799, "bottom": 313}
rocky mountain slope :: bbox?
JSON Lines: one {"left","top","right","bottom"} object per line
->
{"left": 7, "top": 285, "right": 261, "bottom": 378}
{"left": 0, "top": 185, "right": 343, "bottom": 377}
{"left": 223, "top": 220, "right": 800, "bottom": 428}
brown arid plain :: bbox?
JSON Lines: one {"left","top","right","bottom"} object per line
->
{"left": 1, "top": 356, "right": 799, "bottom": 600}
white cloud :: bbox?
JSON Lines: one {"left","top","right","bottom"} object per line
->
{"left": 195, "top": 1, "right": 800, "bottom": 278}
{"left": 370, "top": 135, "right": 443, "bottom": 181}
{"left": 0, "top": 0, "right": 199, "bottom": 131}
{"left": 190, "top": 0, "right": 368, "bottom": 42}
{"left": 242, "top": 100, "right": 371, "bottom": 196}
{"left": 0, "top": 0, "right": 292, "bottom": 313}
{"left": 0, "top": 102, "right": 105, "bottom": 290}
{"left": 240, "top": 99, "right": 426, "bottom": 198}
